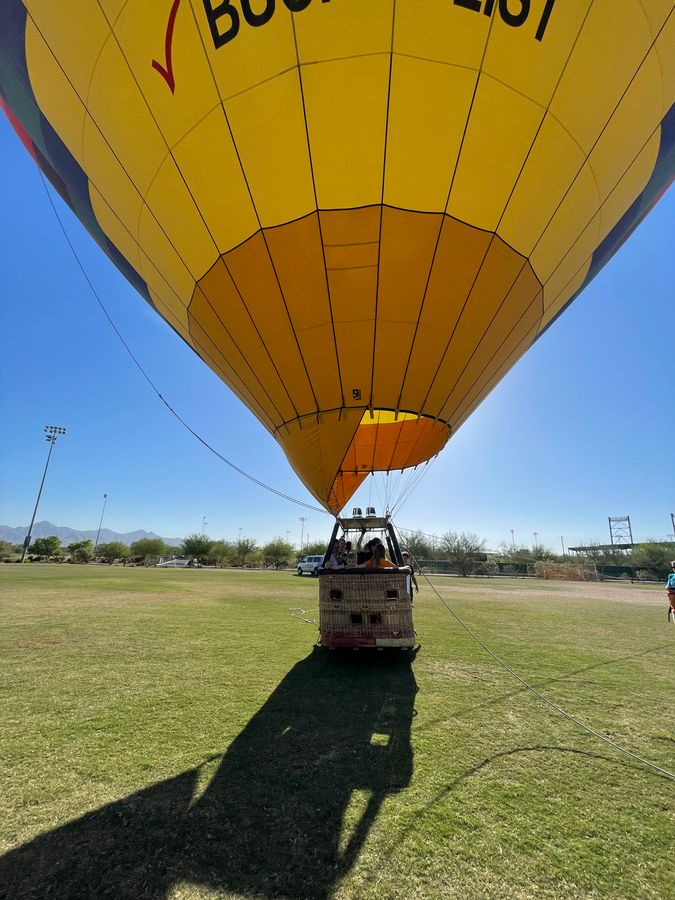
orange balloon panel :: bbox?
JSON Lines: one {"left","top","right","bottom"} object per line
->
{"left": 1, "top": 0, "right": 673, "bottom": 513}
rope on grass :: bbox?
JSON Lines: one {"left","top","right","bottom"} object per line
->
{"left": 289, "top": 608, "right": 319, "bottom": 625}
{"left": 393, "top": 528, "right": 675, "bottom": 782}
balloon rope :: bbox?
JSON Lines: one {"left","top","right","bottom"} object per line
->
{"left": 289, "top": 607, "right": 319, "bottom": 626}
{"left": 37, "top": 169, "right": 328, "bottom": 516}
{"left": 430, "top": 577, "right": 675, "bottom": 780}
{"left": 392, "top": 527, "right": 675, "bottom": 783}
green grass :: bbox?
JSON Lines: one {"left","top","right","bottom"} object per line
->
{"left": 0, "top": 565, "right": 673, "bottom": 899}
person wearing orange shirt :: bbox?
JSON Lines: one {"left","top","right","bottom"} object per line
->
{"left": 359, "top": 543, "right": 397, "bottom": 569}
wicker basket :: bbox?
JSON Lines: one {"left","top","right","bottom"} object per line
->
{"left": 319, "top": 570, "right": 415, "bottom": 648}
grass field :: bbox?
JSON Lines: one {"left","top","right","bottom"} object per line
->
{"left": 0, "top": 565, "right": 673, "bottom": 899}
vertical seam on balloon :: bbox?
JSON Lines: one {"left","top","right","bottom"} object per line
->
{"left": 424, "top": 0, "right": 596, "bottom": 421}
{"left": 433, "top": 0, "right": 669, "bottom": 421}
{"left": 25, "top": 16, "right": 178, "bottom": 299}
{"left": 451, "top": 326, "right": 537, "bottom": 428}
{"left": 399, "top": 422, "right": 436, "bottom": 476}
{"left": 444, "top": 92, "right": 671, "bottom": 426}
{"left": 383, "top": 422, "right": 404, "bottom": 475}
{"left": 88, "top": 193, "right": 266, "bottom": 407}
{"left": 443, "top": 290, "right": 543, "bottom": 425}
{"left": 188, "top": 259, "right": 293, "bottom": 426}
{"left": 21, "top": 6, "right": 287, "bottom": 428}
{"left": 182, "top": 0, "right": 314, "bottom": 428}
{"left": 84, "top": 181, "right": 188, "bottom": 310}
{"left": 369, "top": 0, "right": 398, "bottom": 421}
{"left": 79, "top": 0, "right": 135, "bottom": 181}
{"left": 325, "top": 419, "right": 370, "bottom": 516}
{"left": 96, "top": 0, "right": 303, "bottom": 429}
{"left": 523, "top": 41, "right": 670, "bottom": 340}
{"left": 289, "top": 15, "right": 346, "bottom": 417}
{"left": 22, "top": 14, "right": 284, "bottom": 431}
{"left": 393, "top": 9, "right": 498, "bottom": 418}
{"left": 80, "top": 36, "right": 112, "bottom": 198}
{"left": 217, "top": 52, "right": 395, "bottom": 105}
{"left": 398, "top": 431, "right": 427, "bottom": 482}
{"left": 186, "top": 314, "right": 277, "bottom": 430}
{"left": 526, "top": 8, "right": 674, "bottom": 268}
{"left": 187, "top": 321, "right": 277, "bottom": 430}
{"left": 446, "top": 81, "right": 665, "bottom": 428}
{"left": 451, "top": 321, "right": 540, "bottom": 428}
{"left": 632, "top": 0, "right": 667, "bottom": 97}
{"left": 259, "top": 230, "right": 322, "bottom": 422}
{"left": 183, "top": 1, "right": 320, "bottom": 422}
{"left": 82, "top": 175, "right": 281, "bottom": 426}
{"left": 36, "top": 162, "right": 281, "bottom": 447}
{"left": 133, "top": 96, "right": 239, "bottom": 258}
{"left": 436, "top": 266, "right": 543, "bottom": 422}
{"left": 88, "top": 150, "right": 284, "bottom": 426}
{"left": 132, "top": 106, "right": 222, "bottom": 257}
{"left": 174, "top": 7, "right": 303, "bottom": 430}
{"left": 93, "top": 1, "right": 220, "bottom": 255}
{"left": 537, "top": 116, "right": 668, "bottom": 330}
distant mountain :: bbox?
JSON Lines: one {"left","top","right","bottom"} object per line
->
{"left": 0, "top": 521, "right": 181, "bottom": 547}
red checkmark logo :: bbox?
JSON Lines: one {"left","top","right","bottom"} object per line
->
{"left": 152, "top": 0, "right": 181, "bottom": 93}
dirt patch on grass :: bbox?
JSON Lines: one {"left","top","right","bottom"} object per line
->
{"left": 13, "top": 635, "right": 81, "bottom": 650}
{"left": 556, "top": 582, "right": 665, "bottom": 605}
{"left": 423, "top": 660, "right": 504, "bottom": 685}
{"left": 427, "top": 578, "right": 664, "bottom": 606}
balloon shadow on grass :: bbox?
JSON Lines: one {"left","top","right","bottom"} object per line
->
{"left": 0, "top": 648, "right": 417, "bottom": 900}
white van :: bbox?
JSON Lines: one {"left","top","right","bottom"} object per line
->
{"left": 297, "top": 554, "right": 324, "bottom": 576}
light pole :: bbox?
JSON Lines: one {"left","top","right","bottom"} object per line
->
{"left": 560, "top": 535, "right": 566, "bottom": 558}
{"left": 21, "top": 425, "right": 67, "bottom": 563}
{"left": 201, "top": 516, "right": 207, "bottom": 536}
{"left": 94, "top": 493, "right": 108, "bottom": 552}
{"left": 299, "top": 517, "right": 306, "bottom": 550}
{"left": 238, "top": 526, "right": 242, "bottom": 543}
{"left": 533, "top": 531, "right": 538, "bottom": 554}
{"left": 510, "top": 529, "right": 515, "bottom": 552}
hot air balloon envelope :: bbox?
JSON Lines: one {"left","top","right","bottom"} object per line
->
{"left": 1, "top": 0, "right": 673, "bottom": 511}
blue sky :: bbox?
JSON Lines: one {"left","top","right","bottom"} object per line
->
{"left": 1, "top": 113, "right": 673, "bottom": 551}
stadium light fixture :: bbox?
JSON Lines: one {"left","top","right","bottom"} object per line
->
{"left": 21, "top": 425, "right": 68, "bottom": 563}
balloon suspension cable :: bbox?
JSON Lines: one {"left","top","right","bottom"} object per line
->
{"left": 397, "top": 524, "right": 444, "bottom": 544}
{"left": 391, "top": 525, "right": 675, "bottom": 783}
{"left": 390, "top": 458, "right": 436, "bottom": 518}
{"left": 37, "top": 169, "right": 327, "bottom": 515}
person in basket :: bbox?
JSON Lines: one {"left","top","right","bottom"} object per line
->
{"left": 359, "top": 543, "right": 397, "bottom": 569}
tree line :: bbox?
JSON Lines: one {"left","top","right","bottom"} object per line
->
{"left": 0, "top": 533, "right": 296, "bottom": 568}
{"left": 400, "top": 530, "right": 674, "bottom": 579}
{"left": 1, "top": 530, "right": 672, "bottom": 579}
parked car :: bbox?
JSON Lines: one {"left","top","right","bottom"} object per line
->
{"left": 155, "top": 557, "right": 190, "bottom": 568}
{"left": 297, "top": 554, "right": 324, "bottom": 576}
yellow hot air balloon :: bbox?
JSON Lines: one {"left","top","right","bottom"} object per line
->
{"left": 1, "top": 1, "right": 673, "bottom": 512}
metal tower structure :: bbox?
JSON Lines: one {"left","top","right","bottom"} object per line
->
{"left": 608, "top": 516, "right": 633, "bottom": 548}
